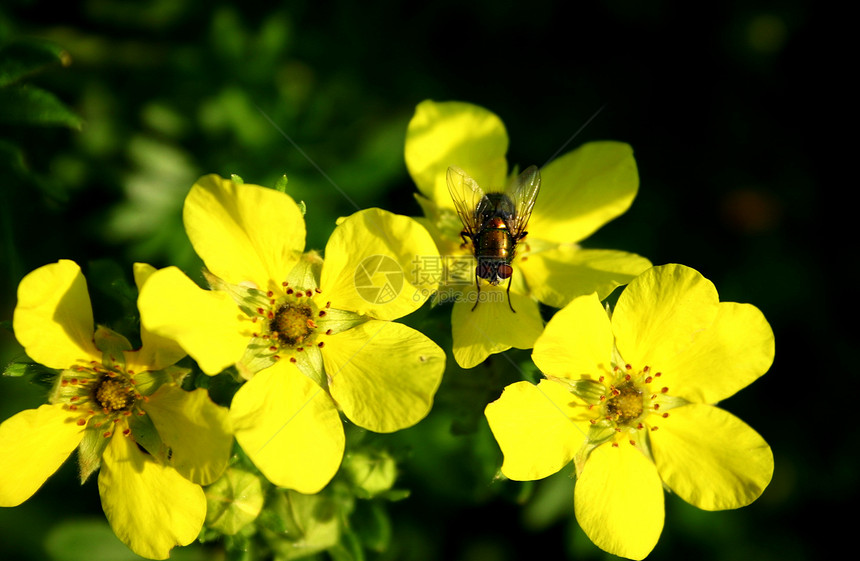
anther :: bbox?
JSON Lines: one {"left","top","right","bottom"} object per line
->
{"left": 289, "top": 357, "right": 297, "bottom": 363}
{"left": 661, "top": 387, "right": 669, "bottom": 393}
{"left": 318, "top": 342, "right": 325, "bottom": 348}
{"left": 318, "top": 310, "right": 327, "bottom": 317}
{"left": 305, "top": 290, "right": 312, "bottom": 297}
{"left": 76, "top": 418, "right": 86, "bottom": 426}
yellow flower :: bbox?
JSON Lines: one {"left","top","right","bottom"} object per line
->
{"left": 139, "top": 175, "right": 445, "bottom": 494}
{"left": 0, "top": 260, "right": 232, "bottom": 560}
{"left": 405, "top": 100, "right": 652, "bottom": 368}
{"left": 484, "top": 264, "right": 774, "bottom": 559}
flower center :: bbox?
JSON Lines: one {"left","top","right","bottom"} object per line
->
{"left": 605, "top": 382, "right": 644, "bottom": 426}
{"left": 271, "top": 303, "right": 314, "bottom": 347}
{"left": 93, "top": 377, "right": 135, "bottom": 412}
{"left": 53, "top": 363, "right": 146, "bottom": 438}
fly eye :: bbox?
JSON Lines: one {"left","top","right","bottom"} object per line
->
{"left": 497, "top": 264, "right": 513, "bottom": 279}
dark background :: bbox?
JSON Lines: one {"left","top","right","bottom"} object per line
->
{"left": 0, "top": 1, "right": 843, "bottom": 560}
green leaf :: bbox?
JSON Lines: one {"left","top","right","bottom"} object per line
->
{"left": 77, "top": 429, "right": 110, "bottom": 484}
{"left": 0, "top": 84, "right": 82, "bottom": 129}
{"left": 343, "top": 450, "right": 397, "bottom": 498}
{"left": 44, "top": 518, "right": 146, "bottom": 561}
{"left": 0, "top": 39, "right": 70, "bottom": 87}
{"left": 350, "top": 500, "right": 391, "bottom": 553}
{"left": 261, "top": 489, "right": 341, "bottom": 560}
{"left": 205, "top": 468, "right": 265, "bottom": 535}
{"left": 3, "top": 360, "right": 54, "bottom": 378}
{"left": 273, "top": 174, "right": 289, "bottom": 193}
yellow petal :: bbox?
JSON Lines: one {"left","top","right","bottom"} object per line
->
{"left": 99, "top": 432, "right": 206, "bottom": 560}
{"left": 451, "top": 286, "right": 544, "bottom": 369}
{"left": 13, "top": 260, "right": 98, "bottom": 369}
{"left": 528, "top": 141, "right": 639, "bottom": 243}
{"left": 532, "top": 293, "right": 612, "bottom": 380}
{"left": 660, "top": 302, "right": 774, "bottom": 403}
{"left": 574, "top": 443, "right": 664, "bottom": 560}
{"left": 184, "top": 174, "right": 305, "bottom": 290}
{"left": 612, "top": 264, "right": 720, "bottom": 370}
{"left": 130, "top": 262, "right": 187, "bottom": 371}
{"left": 485, "top": 380, "right": 590, "bottom": 481}
{"left": 521, "top": 246, "right": 652, "bottom": 308}
{"left": 320, "top": 208, "right": 439, "bottom": 320}
{"left": 323, "top": 321, "right": 445, "bottom": 433}
{"left": 229, "top": 362, "right": 344, "bottom": 493}
{"left": 651, "top": 404, "right": 773, "bottom": 511}
{"left": 0, "top": 404, "right": 85, "bottom": 506}
{"left": 138, "top": 266, "right": 249, "bottom": 375}
{"left": 142, "top": 385, "right": 233, "bottom": 485}
{"left": 405, "top": 100, "right": 508, "bottom": 205}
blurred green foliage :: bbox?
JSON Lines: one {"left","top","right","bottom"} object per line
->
{"left": 0, "top": 1, "right": 844, "bottom": 560}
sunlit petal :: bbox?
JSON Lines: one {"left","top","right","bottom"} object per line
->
{"left": 405, "top": 100, "right": 508, "bottom": 205}
{"left": 13, "top": 259, "right": 98, "bottom": 368}
{"left": 142, "top": 385, "right": 232, "bottom": 485}
{"left": 450, "top": 285, "right": 543, "bottom": 369}
{"left": 0, "top": 404, "right": 85, "bottom": 507}
{"left": 532, "top": 293, "right": 612, "bottom": 380}
{"left": 485, "top": 380, "right": 590, "bottom": 481}
{"left": 529, "top": 141, "right": 639, "bottom": 243}
{"left": 99, "top": 432, "right": 206, "bottom": 560}
{"left": 660, "top": 302, "right": 775, "bottom": 403}
{"left": 321, "top": 208, "right": 439, "bottom": 320}
{"left": 612, "top": 264, "right": 720, "bottom": 370}
{"left": 229, "top": 362, "right": 344, "bottom": 494}
{"left": 651, "top": 404, "right": 773, "bottom": 511}
{"left": 574, "top": 443, "right": 664, "bottom": 560}
{"left": 520, "top": 246, "right": 651, "bottom": 308}
{"left": 184, "top": 174, "right": 305, "bottom": 290}
{"left": 138, "top": 266, "right": 249, "bottom": 375}
{"left": 131, "top": 262, "right": 187, "bottom": 371}
{"left": 323, "top": 321, "right": 445, "bottom": 433}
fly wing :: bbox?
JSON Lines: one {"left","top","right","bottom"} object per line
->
{"left": 446, "top": 166, "right": 485, "bottom": 237}
{"left": 505, "top": 165, "right": 541, "bottom": 238}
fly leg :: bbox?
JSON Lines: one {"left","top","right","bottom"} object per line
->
{"left": 506, "top": 274, "right": 516, "bottom": 313}
{"left": 460, "top": 230, "right": 472, "bottom": 250}
{"left": 471, "top": 269, "right": 481, "bottom": 311}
